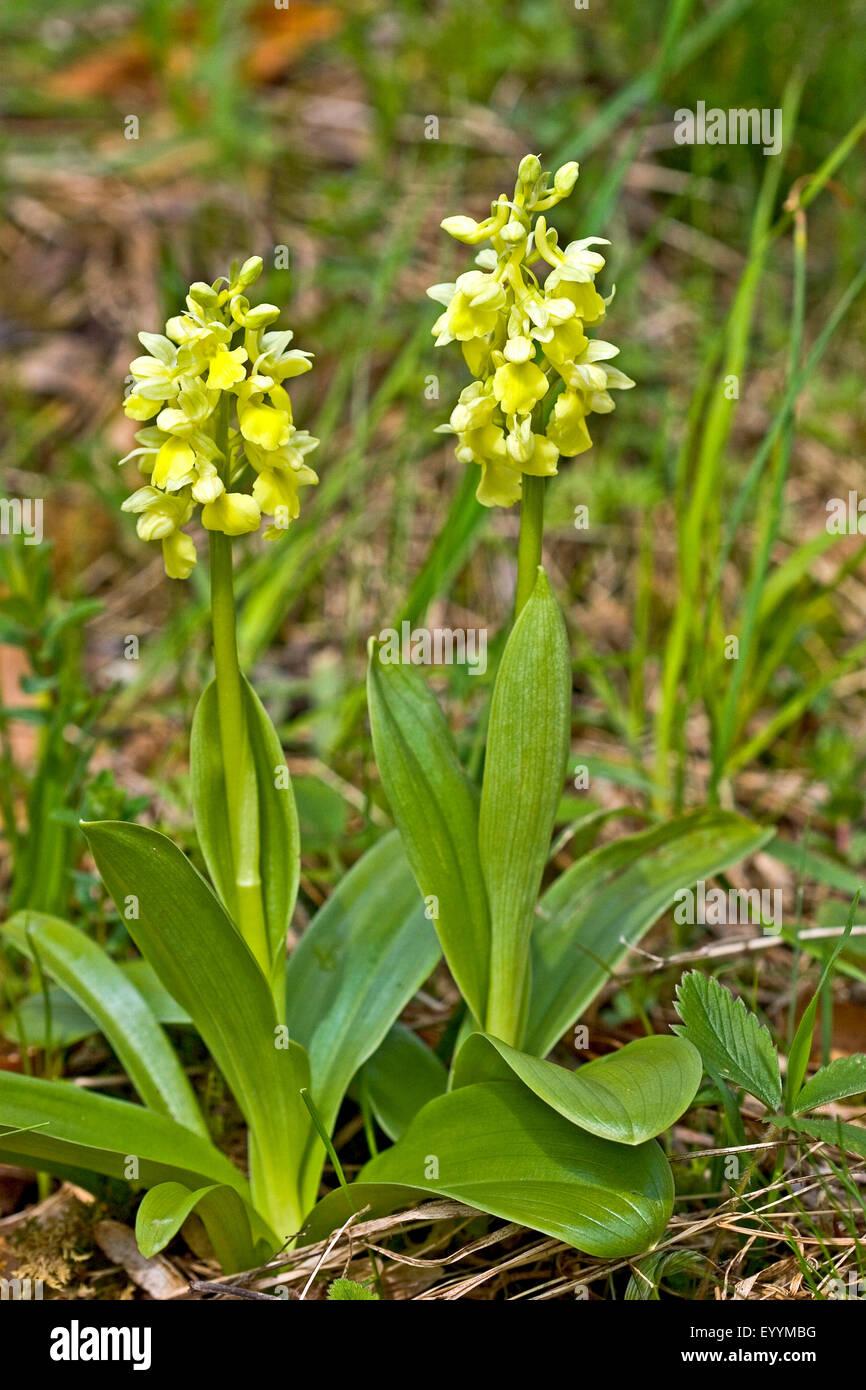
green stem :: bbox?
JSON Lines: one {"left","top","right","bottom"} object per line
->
{"left": 514, "top": 473, "right": 545, "bottom": 618}
{"left": 209, "top": 521, "right": 269, "bottom": 976}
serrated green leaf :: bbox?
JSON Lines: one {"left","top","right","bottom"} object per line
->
{"left": 673, "top": 971, "right": 782, "bottom": 1111}
{"left": 327, "top": 1278, "right": 378, "bottom": 1300}
{"left": 2, "top": 912, "right": 206, "bottom": 1137}
{"left": 528, "top": 810, "right": 773, "bottom": 1058}
{"left": 367, "top": 647, "right": 489, "bottom": 1022}
{"left": 452, "top": 1033, "right": 702, "bottom": 1145}
{"left": 780, "top": 1114, "right": 866, "bottom": 1160}
{"left": 792, "top": 1054, "right": 866, "bottom": 1115}
{"left": 303, "top": 1080, "right": 674, "bottom": 1257}
{"left": 479, "top": 569, "right": 571, "bottom": 1044}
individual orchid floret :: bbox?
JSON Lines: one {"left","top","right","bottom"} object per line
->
{"left": 429, "top": 155, "right": 632, "bottom": 507}
{"left": 119, "top": 257, "right": 318, "bottom": 576}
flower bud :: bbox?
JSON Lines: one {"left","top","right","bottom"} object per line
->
{"left": 441, "top": 215, "right": 485, "bottom": 244}
{"left": 500, "top": 220, "right": 527, "bottom": 245}
{"left": 517, "top": 154, "right": 542, "bottom": 185}
{"left": 554, "top": 161, "right": 579, "bottom": 195}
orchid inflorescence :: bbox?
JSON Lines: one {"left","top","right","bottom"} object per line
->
{"left": 119, "top": 256, "right": 319, "bottom": 578}
{"left": 429, "top": 153, "right": 634, "bottom": 508}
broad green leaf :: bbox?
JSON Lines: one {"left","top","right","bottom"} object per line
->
{"left": 191, "top": 676, "right": 300, "bottom": 976}
{"left": 286, "top": 833, "right": 440, "bottom": 1206}
{"left": 287, "top": 833, "right": 440, "bottom": 1138}
{"left": 4, "top": 987, "right": 97, "bottom": 1048}
{"left": 2, "top": 962, "right": 191, "bottom": 1050}
{"left": 673, "top": 971, "right": 782, "bottom": 1111}
{"left": 360, "top": 1023, "right": 448, "bottom": 1141}
{"left": 0, "top": 1070, "right": 249, "bottom": 1198}
{"left": 122, "top": 960, "right": 191, "bottom": 1025}
{"left": 792, "top": 1055, "right": 866, "bottom": 1115}
{"left": 527, "top": 809, "right": 773, "bottom": 1057}
{"left": 452, "top": 1033, "right": 702, "bottom": 1145}
{"left": 135, "top": 1181, "right": 268, "bottom": 1273}
{"left": 2, "top": 912, "right": 206, "bottom": 1138}
{"left": 82, "top": 820, "right": 310, "bottom": 1238}
{"left": 479, "top": 569, "right": 570, "bottom": 1044}
{"left": 367, "top": 646, "right": 489, "bottom": 1021}
{"left": 785, "top": 905, "right": 855, "bottom": 1112}
{"left": 303, "top": 1080, "right": 673, "bottom": 1257}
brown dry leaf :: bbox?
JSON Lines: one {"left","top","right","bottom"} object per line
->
{"left": 45, "top": 37, "right": 153, "bottom": 100}
{"left": 93, "top": 1219, "right": 188, "bottom": 1300}
{"left": 244, "top": 2, "right": 342, "bottom": 82}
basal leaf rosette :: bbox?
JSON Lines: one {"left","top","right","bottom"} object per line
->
{"left": 119, "top": 256, "right": 319, "bottom": 578}
{"left": 429, "top": 154, "right": 634, "bottom": 507}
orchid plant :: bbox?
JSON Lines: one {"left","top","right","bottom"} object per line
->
{"left": 0, "top": 164, "right": 770, "bottom": 1274}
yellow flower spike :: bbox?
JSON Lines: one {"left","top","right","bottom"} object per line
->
{"left": 119, "top": 263, "right": 319, "bottom": 575}
{"left": 152, "top": 436, "right": 197, "bottom": 490}
{"left": 252, "top": 467, "right": 306, "bottom": 521}
{"left": 124, "top": 394, "right": 160, "bottom": 421}
{"left": 492, "top": 357, "right": 548, "bottom": 416}
{"left": 541, "top": 317, "right": 589, "bottom": 379}
{"left": 206, "top": 345, "right": 248, "bottom": 390}
{"left": 201, "top": 492, "right": 261, "bottom": 535}
{"left": 476, "top": 453, "right": 523, "bottom": 508}
{"left": 429, "top": 154, "right": 630, "bottom": 507}
{"left": 546, "top": 390, "right": 594, "bottom": 457}
{"left": 238, "top": 401, "right": 292, "bottom": 451}
{"left": 162, "top": 530, "right": 197, "bottom": 580}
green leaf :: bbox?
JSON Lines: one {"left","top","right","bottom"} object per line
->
{"left": 2, "top": 912, "right": 206, "bottom": 1137}
{"left": 527, "top": 810, "right": 773, "bottom": 1057}
{"left": 327, "top": 1277, "right": 378, "bottom": 1300}
{"left": 452, "top": 1033, "right": 702, "bottom": 1145}
{"left": 673, "top": 971, "right": 782, "bottom": 1111}
{"left": 786, "top": 903, "right": 856, "bottom": 1112}
{"left": 479, "top": 569, "right": 571, "bottom": 1044}
{"left": 0, "top": 1070, "right": 250, "bottom": 1198}
{"left": 2, "top": 963, "right": 191, "bottom": 1050}
{"left": 81, "top": 820, "right": 310, "bottom": 1238}
{"left": 4, "top": 987, "right": 98, "bottom": 1048}
{"left": 191, "top": 676, "right": 300, "bottom": 975}
{"left": 304, "top": 1081, "right": 674, "bottom": 1257}
{"left": 135, "top": 1181, "right": 267, "bottom": 1273}
{"left": 122, "top": 960, "right": 191, "bottom": 1025}
{"left": 779, "top": 1114, "right": 866, "bottom": 1160}
{"left": 792, "top": 1055, "right": 866, "bottom": 1115}
{"left": 367, "top": 646, "right": 489, "bottom": 1022}
{"left": 360, "top": 1023, "right": 448, "bottom": 1141}
{"left": 286, "top": 833, "right": 440, "bottom": 1139}
{"left": 624, "top": 1248, "right": 707, "bottom": 1300}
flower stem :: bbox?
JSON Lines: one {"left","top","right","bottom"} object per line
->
{"left": 208, "top": 460, "right": 269, "bottom": 976}
{"left": 514, "top": 473, "right": 545, "bottom": 617}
